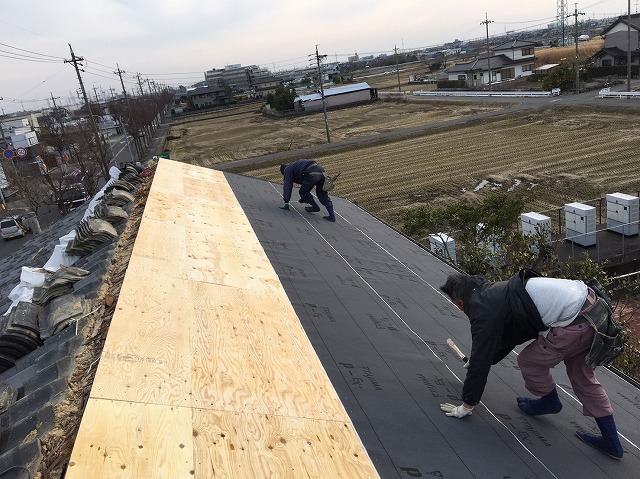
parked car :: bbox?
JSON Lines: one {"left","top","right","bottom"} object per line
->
{"left": 0, "top": 217, "right": 27, "bottom": 241}
{"left": 52, "top": 184, "right": 89, "bottom": 214}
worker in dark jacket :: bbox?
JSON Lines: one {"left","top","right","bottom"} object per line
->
{"left": 279, "top": 159, "right": 335, "bottom": 222}
{"left": 439, "top": 271, "right": 624, "bottom": 459}
{"left": 442, "top": 271, "right": 547, "bottom": 409}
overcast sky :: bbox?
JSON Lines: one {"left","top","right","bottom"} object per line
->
{"left": 0, "top": 0, "right": 633, "bottom": 113}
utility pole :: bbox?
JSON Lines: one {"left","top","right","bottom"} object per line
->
{"left": 481, "top": 14, "right": 494, "bottom": 90}
{"left": 568, "top": 4, "right": 585, "bottom": 94}
{"left": 65, "top": 44, "right": 105, "bottom": 159}
{"left": 136, "top": 73, "right": 145, "bottom": 97}
{"left": 315, "top": 45, "right": 331, "bottom": 144}
{"left": 92, "top": 85, "right": 101, "bottom": 106}
{"left": 394, "top": 45, "right": 401, "bottom": 92}
{"left": 114, "top": 63, "right": 137, "bottom": 161}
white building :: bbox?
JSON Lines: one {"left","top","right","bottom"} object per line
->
{"left": 446, "top": 40, "right": 536, "bottom": 87}
{"left": 294, "top": 82, "right": 377, "bottom": 112}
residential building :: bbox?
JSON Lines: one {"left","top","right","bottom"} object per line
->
{"left": 592, "top": 13, "right": 640, "bottom": 67}
{"left": 187, "top": 85, "right": 229, "bottom": 109}
{"left": 252, "top": 76, "right": 283, "bottom": 98}
{"left": 1, "top": 114, "right": 41, "bottom": 153}
{"left": 446, "top": 40, "right": 536, "bottom": 87}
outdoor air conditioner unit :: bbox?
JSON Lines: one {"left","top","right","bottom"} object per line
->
{"left": 428, "top": 233, "right": 456, "bottom": 263}
{"left": 565, "top": 202, "right": 596, "bottom": 246}
{"left": 606, "top": 192, "right": 639, "bottom": 236}
{"left": 520, "top": 212, "right": 551, "bottom": 253}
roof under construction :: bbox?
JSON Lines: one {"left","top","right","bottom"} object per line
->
{"left": 1, "top": 159, "right": 639, "bottom": 478}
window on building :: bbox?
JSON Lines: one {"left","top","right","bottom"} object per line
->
{"left": 602, "top": 59, "right": 612, "bottom": 66}
{"left": 522, "top": 47, "right": 534, "bottom": 56}
{"left": 522, "top": 64, "right": 533, "bottom": 72}
{"left": 502, "top": 68, "right": 515, "bottom": 79}
{"left": 458, "top": 75, "right": 466, "bottom": 81}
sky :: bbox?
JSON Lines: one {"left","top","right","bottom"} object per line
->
{"left": 0, "top": 0, "right": 634, "bottom": 114}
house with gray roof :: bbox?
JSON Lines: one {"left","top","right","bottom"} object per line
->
{"left": 187, "top": 85, "right": 229, "bottom": 109}
{"left": 592, "top": 13, "right": 640, "bottom": 68}
{"left": 446, "top": 40, "right": 536, "bottom": 87}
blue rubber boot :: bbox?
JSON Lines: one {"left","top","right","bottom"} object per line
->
{"left": 517, "top": 387, "right": 562, "bottom": 416}
{"left": 577, "top": 415, "right": 623, "bottom": 459}
{"left": 323, "top": 204, "right": 336, "bottom": 222}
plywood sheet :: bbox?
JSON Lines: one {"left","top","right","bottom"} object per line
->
{"left": 67, "top": 159, "right": 379, "bottom": 479}
{"left": 66, "top": 399, "right": 194, "bottom": 479}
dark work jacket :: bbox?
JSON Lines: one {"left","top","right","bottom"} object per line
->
{"left": 282, "top": 159, "right": 317, "bottom": 203}
{"left": 461, "top": 270, "right": 546, "bottom": 406}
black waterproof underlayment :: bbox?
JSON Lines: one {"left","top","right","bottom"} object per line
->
{"left": 225, "top": 172, "right": 640, "bottom": 479}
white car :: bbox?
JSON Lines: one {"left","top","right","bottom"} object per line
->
{"left": 1, "top": 218, "right": 27, "bottom": 240}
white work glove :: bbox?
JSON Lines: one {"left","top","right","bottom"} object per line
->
{"left": 440, "top": 403, "right": 473, "bottom": 418}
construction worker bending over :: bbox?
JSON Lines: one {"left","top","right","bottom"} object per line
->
{"left": 439, "top": 270, "right": 624, "bottom": 459}
{"left": 279, "top": 159, "right": 335, "bottom": 222}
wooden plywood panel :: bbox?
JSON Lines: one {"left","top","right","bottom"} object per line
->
{"left": 90, "top": 276, "right": 193, "bottom": 406}
{"left": 192, "top": 409, "right": 380, "bottom": 479}
{"left": 130, "top": 217, "right": 186, "bottom": 261}
{"left": 187, "top": 281, "right": 349, "bottom": 421}
{"left": 183, "top": 231, "right": 278, "bottom": 288}
{"left": 66, "top": 399, "right": 194, "bottom": 479}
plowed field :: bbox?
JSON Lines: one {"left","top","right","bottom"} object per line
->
{"left": 167, "top": 98, "right": 640, "bottom": 230}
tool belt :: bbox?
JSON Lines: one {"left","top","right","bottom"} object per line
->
{"left": 302, "top": 163, "right": 325, "bottom": 178}
{"left": 579, "top": 289, "right": 624, "bottom": 368}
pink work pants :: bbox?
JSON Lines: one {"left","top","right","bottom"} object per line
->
{"left": 517, "top": 322, "right": 613, "bottom": 418}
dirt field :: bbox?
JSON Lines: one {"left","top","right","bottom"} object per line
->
{"left": 167, "top": 102, "right": 640, "bottom": 230}
{"left": 166, "top": 99, "right": 508, "bottom": 166}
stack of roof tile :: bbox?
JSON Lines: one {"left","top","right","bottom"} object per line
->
{"left": 104, "top": 178, "right": 137, "bottom": 194}
{"left": 65, "top": 218, "right": 118, "bottom": 257}
{"left": 32, "top": 266, "right": 90, "bottom": 307}
{"left": 92, "top": 203, "right": 129, "bottom": 224}
{"left": 0, "top": 302, "right": 43, "bottom": 373}
{"left": 102, "top": 189, "right": 135, "bottom": 208}
{"left": 39, "top": 294, "right": 92, "bottom": 340}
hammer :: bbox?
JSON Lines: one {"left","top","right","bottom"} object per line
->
{"left": 447, "top": 338, "right": 469, "bottom": 366}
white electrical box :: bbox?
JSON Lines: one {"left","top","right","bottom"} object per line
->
{"left": 565, "top": 202, "right": 596, "bottom": 246}
{"left": 476, "top": 223, "right": 505, "bottom": 267}
{"left": 428, "top": 233, "right": 456, "bottom": 262}
{"left": 606, "top": 192, "right": 639, "bottom": 236}
{"left": 521, "top": 212, "right": 551, "bottom": 253}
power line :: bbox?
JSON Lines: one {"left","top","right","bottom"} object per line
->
{"left": 0, "top": 51, "right": 61, "bottom": 63}
{"left": 0, "top": 41, "right": 65, "bottom": 60}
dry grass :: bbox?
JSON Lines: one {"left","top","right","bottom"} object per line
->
{"left": 535, "top": 38, "right": 604, "bottom": 65}
{"left": 165, "top": 99, "right": 508, "bottom": 167}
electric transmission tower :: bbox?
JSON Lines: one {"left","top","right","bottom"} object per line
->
{"left": 558, "top": 0, "right": 568, "bottom": 46}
